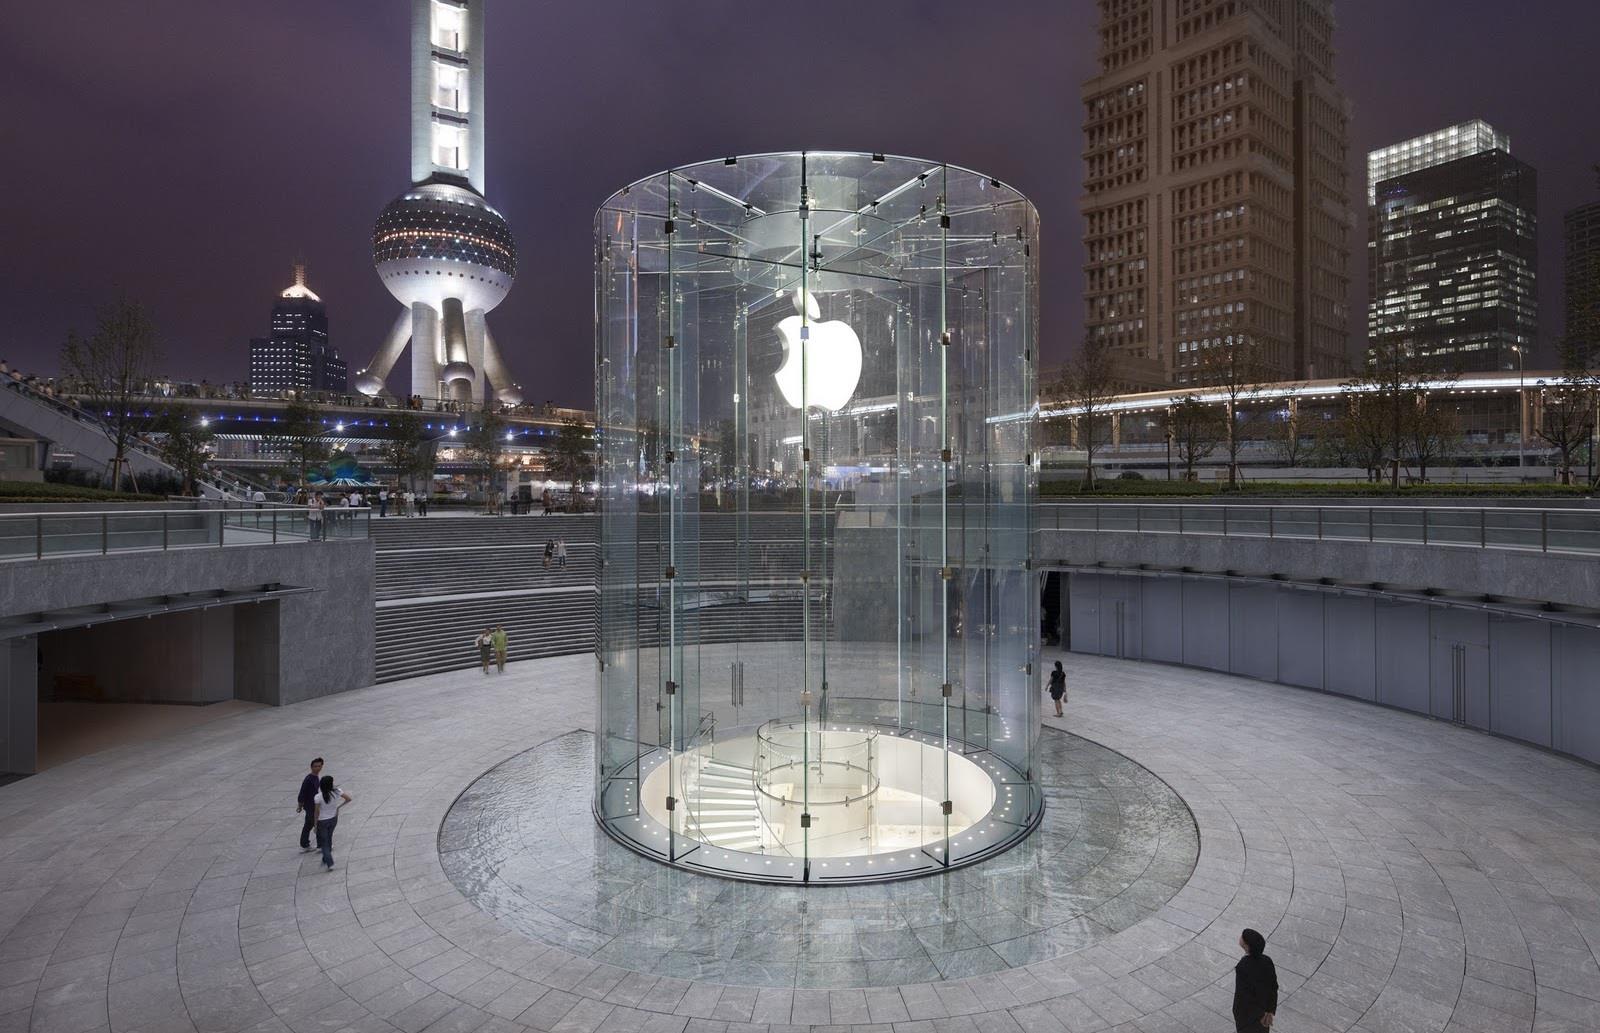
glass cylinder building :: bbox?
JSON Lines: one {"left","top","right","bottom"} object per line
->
{"left": 594, "top": 152, "right": 1040, "bottom": 883}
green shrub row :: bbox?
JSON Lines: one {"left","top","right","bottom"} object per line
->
{"left": 0, "top": 480, "right": 164, "bottom": 503}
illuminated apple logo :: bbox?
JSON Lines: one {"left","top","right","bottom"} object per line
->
{"left": 773, "top": 288, "right": 861, "bottom": 412}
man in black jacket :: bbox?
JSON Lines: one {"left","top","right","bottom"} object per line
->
{"left": 296, "top": 758, "right": 324, "bottom": 851}
{"left": 1233, "top": 927, "right": 1278, "bottom": 1031}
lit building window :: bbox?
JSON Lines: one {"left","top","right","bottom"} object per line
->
{"left": 434, "top": 62, "right": 468, "bottom": 112}
{"left": 433, "top": 122, "right": 469, "bottom": 172}
{"left": 431, "top": 1, "right": 464, "bottom": 51}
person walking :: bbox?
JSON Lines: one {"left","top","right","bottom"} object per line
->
{"left": 378, "top": 488, "right": 389, "bottom": 518}
{"left": 492, "top": 625, "right": 508, "bottom": 673}
{"left": 307, "top": 492, "right": 325, "bottom": 541}
{"left": 417, "top": 491, "right": 428, "bottom": 517}
{"left": 1048, "top": 661, "right": 1067, "bottom": 717}
{"left": 556, "top": 538, "right": 568, "bottom": 570}
{"left": 1232, "top": 929, "right": 1278, "bottom": 1031}
{"left": 476, "top": 629, "right": 493, "bottom": 674}
{"left": 313, "top": 775, "right": 352, "bottom": 871}
{"left": 295, "top": 757, "right": 324, "bottom": 851}
{"left": 543, "top": 539, "right": 554, "bottom": 570}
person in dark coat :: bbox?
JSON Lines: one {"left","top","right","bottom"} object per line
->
{"left": 1233, "top": 927, "right": 1278, "bottom": 1031}
{"left": 1048, "top": 661, "right": 1068, "bottom": 717}
{"left": 295, "top": 757, "right": 324, "bottom": 851}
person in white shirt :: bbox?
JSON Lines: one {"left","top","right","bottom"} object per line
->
{"left": 307, "top": 492, "right": 325, "bottom": 540}
{"left": 313, "top": 775, "right": 352, "bottom": 871}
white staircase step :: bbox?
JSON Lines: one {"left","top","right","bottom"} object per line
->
{"left": 706, "top": 835, "right": 764, "bottom": 849}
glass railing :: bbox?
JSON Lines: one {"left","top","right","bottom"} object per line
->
{"left": 1042, "top": 502, "right": 1600, "bottom": 555}
{"left": 0, "top": 502, "right": 369, "bottom": 561}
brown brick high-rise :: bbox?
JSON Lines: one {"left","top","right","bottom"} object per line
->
{"left": 1081, "top": 0, "right": 1352, "bottom": 387}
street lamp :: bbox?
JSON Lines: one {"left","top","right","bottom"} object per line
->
{"left": 1517, "top": 346, "right": 1525, "bottom": 471}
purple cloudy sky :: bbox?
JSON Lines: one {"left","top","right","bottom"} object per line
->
{"left": 3, "top": 1, "right": 1597, "bottom": 405}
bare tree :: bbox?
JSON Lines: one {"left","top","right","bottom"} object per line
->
{"left": 263, "top": 398, "right": 332, "bottom": 487}
{"left": 542, "top": 417, "right": 596, "bottom": 511}
{"left": 462, "top": 407, "right": 508, "bottom": 504}
{"left": 152, "top": 411, "right": 214, "bottom": 497}
{"left": 1404, "top": 394, "right": 1459, "bottom": 484}
{"left": 1053, "top": 342, "right": 1118, "bottom": 490}
{"left": 1339, "top": 393, "right": 1392, "bottom": 483}
{"left": 1168, "top": 397, "right": 1224, "bottom": 479}
{"left": 381, "top": 411, "right": 432, "bottom": 492}
{"left": 1346, "top": 339, "right": 1457, "bottom": 488}
{"left": 1535, "top": 349, "right": 1598, "bottom": 485}
{"left": 61, "top": 299, "right": 162, "bottom": 490}
{"left": 1272, "top": 394, "right": 1309, "bottom": 467}
{"left": 1195, "top": 338, "right": 1268, "bottom": 487}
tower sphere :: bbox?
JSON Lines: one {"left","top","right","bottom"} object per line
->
{"left": 372, "top": 182, "right": 516, "bottom": 313}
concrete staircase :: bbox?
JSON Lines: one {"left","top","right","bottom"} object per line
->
{"left": 371, "top": 513, "right": 833, "bottom": 683}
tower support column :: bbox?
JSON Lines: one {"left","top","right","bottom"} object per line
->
{"left": 411, "top": 303, "right": 442, "bottom": 403}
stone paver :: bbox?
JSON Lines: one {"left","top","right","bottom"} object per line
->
{"left": 2, "top": 651, "right": 1599, "bottom": 1031}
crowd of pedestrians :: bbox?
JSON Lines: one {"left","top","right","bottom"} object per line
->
{"left": 374, "top": 487, "right": 429, "bottom": 517}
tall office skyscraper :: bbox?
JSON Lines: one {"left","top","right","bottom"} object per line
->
{"left": 1080, "top": 0, "right": 1352, "bottom": 387}
{"left": 1367, "top": 121, "right": 1536, "bottom": 372}
{"left": 354, "top": 0, "right": 521, "bottom": 406}
{"left": 249, "top": 263, "right": 347, "bottom": 395}
{"left": 1565, "top": 195, "right": 1600, "bottom": 361}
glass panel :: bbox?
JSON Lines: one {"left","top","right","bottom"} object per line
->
{"left": 594, "top": 153, "right": 1041, "bottom": 882}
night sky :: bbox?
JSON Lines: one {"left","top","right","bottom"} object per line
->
{"left": 5, "top": 2, "right": 1597, "bottom": 406}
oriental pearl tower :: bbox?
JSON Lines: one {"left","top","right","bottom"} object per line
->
{"left": 354, "top": 0, "right": 521, "bottom": 406}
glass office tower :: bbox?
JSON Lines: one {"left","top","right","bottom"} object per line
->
{"left": 594, "top": 152, "right": 1041, "bottom": 883}
{"left": 1368, "top": 121, "right": 1537, "bottom": 372}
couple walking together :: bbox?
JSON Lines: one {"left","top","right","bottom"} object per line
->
{"left": 296, "top": 757, "right": 352, "bottom": 871}
{"left": 478, "top": 626, "right": 509, "bottom": 673}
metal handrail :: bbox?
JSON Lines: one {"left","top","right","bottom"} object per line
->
{"left": 1041, "top": 501, "right": 1599, "bottom": 556}
{"left": 1042, "top": 501, "right": 1593, "bottom": 515}
{"left": 0, "top": 503, "right": 370, "bottom": 518}
{"left": 2, "top": 503, "right": 371, "bottom": 561}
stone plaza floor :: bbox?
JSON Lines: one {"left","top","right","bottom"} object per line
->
{"left": 439, "top": 728, "right": 1196, "bottom": 988}
{"left": 2, "top": 651, "right": 1599, "bottom": 1032}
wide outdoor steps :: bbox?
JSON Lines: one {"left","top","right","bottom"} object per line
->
{"left": 371, "top": 514, "right": 831, "bottom": 683}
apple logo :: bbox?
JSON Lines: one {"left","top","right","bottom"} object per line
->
{"left": 773, "top": 288, "right": 862, "bottom": 412}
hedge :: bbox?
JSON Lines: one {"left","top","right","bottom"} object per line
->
{"left": 0, "top": 480, "right": 165, "bottom": 503}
